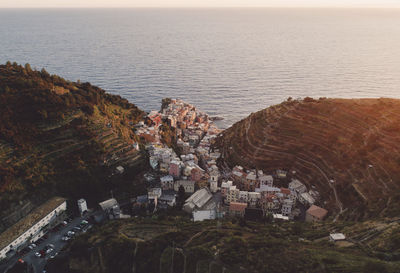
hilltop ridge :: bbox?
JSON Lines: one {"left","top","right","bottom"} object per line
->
{"left": 214, "top": 97, "right": 400, "bottom": 220}
{"left": 0, "top": 62, "right": 148, "bottom": 231}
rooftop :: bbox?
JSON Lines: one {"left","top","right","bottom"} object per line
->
{"left": 306, "top": 205, "right": 328, "bottom": 219}
{"left": 185, "top": 188, "right": 213, "bottom": 209}
{"left": 99, "top": 198, "right": 118, "bottom": 210}
{"left": 0, "top": 197, "right": 67, "bottom": 251}
{"left": 229, "top": 202, "right": 248, "bottom": 212}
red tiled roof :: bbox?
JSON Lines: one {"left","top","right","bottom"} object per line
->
{"left": 280, "top": 188, "right": 291, "bottom": 195}
{"left": 229, "top": 202, "right": 248, "bottom": 212}
{"left": 306, "top": 205, "right": 328, "bottom": 219}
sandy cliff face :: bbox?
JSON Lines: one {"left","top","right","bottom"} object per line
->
{"left": 214, "top": 97, "right": 400, "bottom": 219}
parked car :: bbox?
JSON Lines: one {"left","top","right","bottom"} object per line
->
{"left": 47, "top": 244, "right": 55, "bottom": 249}
{"left": 46, "top": 248, "right": 53, "bottom": 254}
{"left": 67, "top": 231, "right": 75, "bottom": 236}
{"left": 35, "top": 252, "right": 41, "bottom": 258}
{"left": 28, "top": 243, "right": 37, "bottom": 250}
{"left": 73, "top": 226, "right": 81, "bottom": 232}
{"left": 61, "top": 236, "right": 70, "bottom": 241}
{"left": 50, "top": 252, "right": 58, "bottom": 259}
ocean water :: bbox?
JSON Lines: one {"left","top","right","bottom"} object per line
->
{"left": 1, "top": 8, "right": 400, "bottom": 128}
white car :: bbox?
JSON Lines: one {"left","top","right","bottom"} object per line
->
{"left": 35, "top": 252, "right": 41, "bottom": 258}
{"left": 28, "top": 243, "right": 36, "bottom": 250}
{"left": 46, "top": 248, "right": 53, "bottom": 254}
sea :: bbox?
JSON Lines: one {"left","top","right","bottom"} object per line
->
{"left": 1, "top": 8, "right": 400, "bottom": 128}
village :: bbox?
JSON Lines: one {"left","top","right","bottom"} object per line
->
{"left": 131, "top": 99, "right": 330, "bottom": 223}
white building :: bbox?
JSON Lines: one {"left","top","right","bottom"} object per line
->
{"left": 0, "top": 197, "right": 67, "bottom": 260}
{"left": 184, "top": 188, "right": 213, "bottom": 213}
{"left": 329, "top": 233, "right": 346, "bottom": 242}
{"left": 248, "top": 192, "right": 261, "bottom": 207}
{"left": 281, "top": 199, "right": 293, "bottom": 216}
{"left": 147, "top": 188, "right": 162, "bottom": 200}
{"left": 238, "top": 191, "right": 249, "bottom": 203}
{"left": 116, "top": 165, "right": 125, "bottom": 174}
{"left": 99, "top": 198, "right": 121, "bottom": 219}
{"left": 174, "top": 180, "right": 195, "bottom": 193}
{"left": 193, "top": 209, "right": 216, "bottom": 222}
{"left": 221, "top": 181, "right": 233, "bottom": 196}
{"left": 289, "top": 179, "right": 307, "bottom": 198}
{"left": 77, "top": 198, "right": 88, "bottom": 216}
{"left": 299, "top": 192, "right": 315, "bottom": 207}
{"left": 226, "top": 186, "right": 239, "bottom": 205}
{"left": 259, "top": 175, "right": 274, "bottom": 187}
{"left": 160, "top": 175, "right": 174, "bottom": 190}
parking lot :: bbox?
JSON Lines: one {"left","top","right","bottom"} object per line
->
{"left": 1, "top": 214, "right": 92, "bottom": 273}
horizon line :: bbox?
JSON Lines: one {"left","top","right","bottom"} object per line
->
{"left": 1, "top": 6, "right": 400, "bottom": 9}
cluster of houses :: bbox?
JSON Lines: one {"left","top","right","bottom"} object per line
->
{"left": 135, "top": 99, "right": 329, "bottom": 223}
{"left": 220, "top": 167, "right": 327, "bottom": 221}
{"left": 131, "top": 100, "right": 223, "bottom": 214}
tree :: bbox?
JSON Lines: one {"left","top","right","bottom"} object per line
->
{"left": 177, "top": 185, "right": 185, "bottom": 209}
{"left": 24, "top": 63, "right": 32, "bottom": 72}
{"left": 40, "top": 68, "right": 50, "bottom": 78}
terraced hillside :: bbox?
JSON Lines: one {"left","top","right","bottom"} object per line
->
{"left": 0, "top": 62, "right": 148, "bottom": 231}
{"left": 215, "top": 98, "right": 400, "bottom": 219}
{"left": 45, "top": 217, "right": 400, "bottom": 273}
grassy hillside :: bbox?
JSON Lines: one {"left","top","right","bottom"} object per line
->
{"left": 46, "top": 217, "right": 400, "bottom": 273}
{"left": 214, "top": 97, "right": 400, "bottom": 220}
{"left": 0, "top": 62, "right": 148, "bottom": 231}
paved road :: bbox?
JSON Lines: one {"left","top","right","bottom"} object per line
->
{"left": 1, "top": 215, "right": 88, "bottom": 273}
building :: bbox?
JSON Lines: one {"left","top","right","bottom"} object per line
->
{"left": 299, "top": 192, "right": 315, "bottom": 207}
{"left": 99, "top": 198, "right": 121, "bottom": 219}
{"left": 245, "top": 173, "right": 258, "bottom": 191}
{"left": 226, "top": 186, "right": 239, "bottom": 205}
{"left": 259, "top": 175, "right": 273, "bottom": 187}
{"left": 77, "top": 198, "right": 88, "bottom": 216}
{"left": 191, "top": 167, "right": 204, "bottom": 182}
{"left": 148, "top": 188, "right": 162, "bottom": 201}
{"left": 209, "top": 170, "right": 219, "bottom": 193}
{"left": 174, "top": 180, "right": 195, "bottom": 193}
{"left": 220, "top": 181, "right": 233, "bottom": 197}
{"left": 306, "top": 205, "right": 328, "bottom": 222}
{"left": 209, "top": 179, "right": 218, "bottom": 193}
{"left": 329, "top": 233, "right": 346, "bottom": 242}
{"left": 160, "top": 175, "right": 174, "bottom": 190}
{"left": 276, "top": 170, "right": 287, "bottom": 179}
{"left": 238, "top": 191, "right": 249, "bottom": 203}
{"left": 273, "top": 214, "right": 289, "bottom": 221}
{"left": 248, "top": 192, "right": 261, "bottom": 207}
{"left": 281, "top": 199, "right": 293, "bottom": 216}
{"left": 158, "top": 194, "right": 176, "bottom": 207}
{"left": 193, "top": 209, "right": 216, "bottom": 222}
{"left": 0, "top": 197, "right": 67, "bottom": 260}
{"left": 116, "top": 165, "right": 125, "bottom": 174}
{"left": 229, "top": 202, "right": 248, "bottom": 217}
{"left": 183, "top": 188, "right": 213, "bottom": 213}
{"left": 169, "top": 161, "right": 181, "bottom": 178}
{"left": 289, "top": 179, "right": 307, "bottom": 198}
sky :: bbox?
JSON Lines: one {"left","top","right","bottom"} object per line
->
{"left": 1, "top": 0, "right": 400, "bottom": 8}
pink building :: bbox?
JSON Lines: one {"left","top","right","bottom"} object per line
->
{"left": 191, "top": 167, "right": 203, "bottom": 182}
{"left": 169, "top": 161, "right": 181, "bottom": 178}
